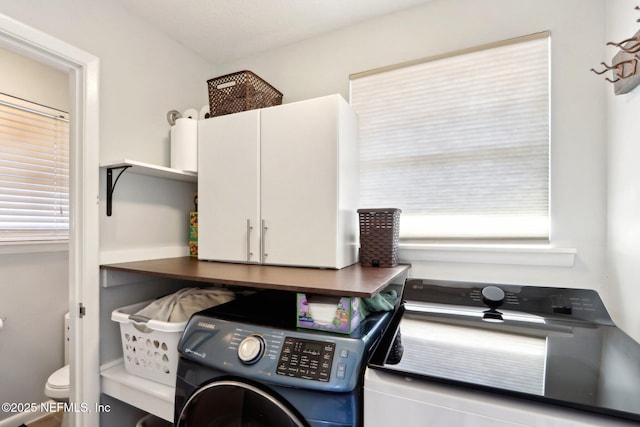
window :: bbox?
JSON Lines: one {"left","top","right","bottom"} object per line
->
{"left": 350, "top": 33, "right": 550, "bottom": 241}
{"left": 0, "top": 93, "right": 69, "bottom": 242}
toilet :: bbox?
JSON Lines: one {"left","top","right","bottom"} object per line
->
{"left": 45, "top": 312, "right": 70, "bottom": 400}
{"left": 45, "top": 364, "right": 70, "bottom": 400}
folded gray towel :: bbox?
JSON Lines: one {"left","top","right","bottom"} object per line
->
{"left": 134, "top": 287, "right": 235, "bottom": 323}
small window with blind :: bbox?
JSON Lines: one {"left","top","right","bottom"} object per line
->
{"left": 350, "top": 32, "right": 550, "bottom": 242}
{"left": 0, "top": 93, "right": 69, "bottom": 242}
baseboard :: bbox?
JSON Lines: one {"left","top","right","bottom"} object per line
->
{"left": 0, "top": 400, "right": 60, "bottom": 427}
{"left": 0, "top": 410, "right": 41, "bottom": 427}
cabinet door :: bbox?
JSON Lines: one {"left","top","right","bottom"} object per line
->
{"left": 260, "top": 96, "right": 341, "bottom": 268}
{"left": 198, "top": 110, "right": 261, "bottom": 263}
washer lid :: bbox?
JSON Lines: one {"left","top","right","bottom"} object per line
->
{"left": 47, "top": 365, "right": 70, "bottom": 389}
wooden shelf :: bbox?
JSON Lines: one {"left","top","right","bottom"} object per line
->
{"left": 100, "top": 159, "right": 197, "bottom": 182}
{"left": 100, "top": 257, "right": 410, "bottom": 298}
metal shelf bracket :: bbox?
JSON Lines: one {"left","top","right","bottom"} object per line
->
{"left": 106, "top": 166, "right": 131, "bottom": 216}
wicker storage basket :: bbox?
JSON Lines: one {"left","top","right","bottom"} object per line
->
{"left": 207, "top": 70, "right": 283, "bottom": 117}
{"left": 358, "top": 208, "right": 401, "bottom": 267}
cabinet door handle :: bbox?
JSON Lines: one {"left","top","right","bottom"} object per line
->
{"left": 246, "top": 219, "right": 254, "bottom": 262}
{"left": 261, "top": 219, "right": 268, "bottom": 262}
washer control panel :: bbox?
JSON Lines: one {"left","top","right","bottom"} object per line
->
{"left": 276, "top": 337, "right": 335, "bottom": 382}
{"left": 404, "top": 278, "right": 614, "bottom": 324}
{"left": 179, "top": 316, "right": 370, "bottom": 392}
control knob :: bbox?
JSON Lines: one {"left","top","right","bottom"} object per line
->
{"left": 238, "top": 334, "right": 265, "bottom": 364}
{"left": 481, "top": 286, "right": 505, "bottom": 309}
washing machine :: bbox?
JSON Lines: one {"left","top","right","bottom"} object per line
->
{"left": 365, "top": 279, "right": 640, "bottom": 426}
{"left": 174, "top": 289, "right": 393, "bottom": 427}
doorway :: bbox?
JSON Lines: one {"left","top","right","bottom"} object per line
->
{"left": 0, "top": 13, "right": 100, "bottom": 427}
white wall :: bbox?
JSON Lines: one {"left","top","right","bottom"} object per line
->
{"left": 606, "top": 0, "right": 640, "bottom": 343}
{"left": 0, "top": 0, "right": 214, "bottom": 422}
{"left": 1, "top": 0, "right": 212, "bottom": 167}
{"left": 0, "top": 251, "right": 69, "bottom": 421}
{"left": 218, "top": 0, "right": 612, "bottom": 322}
{"left": 0, "top": 0, "right": 213, "bottom": 259}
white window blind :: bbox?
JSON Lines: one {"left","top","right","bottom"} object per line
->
{"left": 0, "top": 93, "right": 69, "bottom": 242}
{"left": 350, "top": 33, "right": 550, "bottom": 240}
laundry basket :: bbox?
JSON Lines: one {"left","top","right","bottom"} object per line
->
{"left": 112, "top": 301, "right": 187, "bottom": 386}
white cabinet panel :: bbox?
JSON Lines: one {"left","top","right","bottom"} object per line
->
{"left": 198, "top": 110, "right": 261, "bottom": 263}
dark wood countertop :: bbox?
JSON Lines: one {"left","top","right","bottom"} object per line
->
{"left": 100, "top": 257, "right": 410, "bottom": 298}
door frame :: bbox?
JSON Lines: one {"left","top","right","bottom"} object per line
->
{"left": 0, "top": 13, "right": 100, "bottom": 426}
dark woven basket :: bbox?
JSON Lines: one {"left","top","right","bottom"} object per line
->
{"left": 207, "top": 70, "right": 283, "bottom": 117}
{"left": 357, "top": 208, "right": 401, "bottom": 267}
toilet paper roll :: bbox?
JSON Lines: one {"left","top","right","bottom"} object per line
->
{"left": 181, "top": 108, "right": 199, "bottom": 120}
{"left": 170, "top": 118, "right": 198, "bottom": 172}
{"left": 199, "top": 105, "right": 210, "bottom": 120}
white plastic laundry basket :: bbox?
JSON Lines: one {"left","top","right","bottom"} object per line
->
{"left": 112, "top": 300, "right": 187, "bottom": 386}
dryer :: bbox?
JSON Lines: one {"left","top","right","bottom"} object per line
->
{"left": 174, "top": 289, "right": 392, "bottom": 427}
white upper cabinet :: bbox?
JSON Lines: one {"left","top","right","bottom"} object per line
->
{"left": 197, "top": 94, "right": 359, "bottom": 269}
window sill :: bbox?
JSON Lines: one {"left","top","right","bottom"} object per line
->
{"left": 399, "top": 243, "right": 576, "bottom": 267}
{"left": 0, "top": 240, "right": 69, "bottom": 255}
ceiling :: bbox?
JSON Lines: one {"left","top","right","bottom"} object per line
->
{"left": 112, "top": 0, "right": 434, "bottom": 64}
